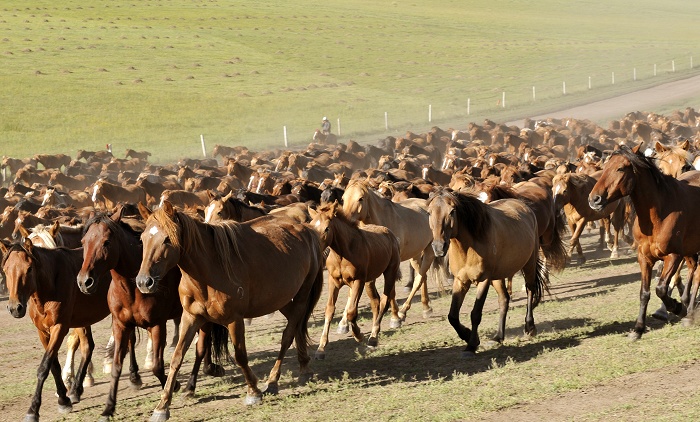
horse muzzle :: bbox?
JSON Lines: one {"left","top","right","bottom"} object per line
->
{"left": 588, "top": 194, "right": 605, "bottom": 212}
{"left": 432, "top": 240, "right": 447, "bottom": 258}
{"left": 76, "top": 271, "right": 99, "bottom": 295}
{"left": 7, "top": 299, "right": 26, "bottom": 318}
{"left": 135, "top": 273, "right": 158, "bottom": 294}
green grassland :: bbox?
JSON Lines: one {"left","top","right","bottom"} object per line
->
{"left": 1, "top": 0, "right": 699, "bottom": 162}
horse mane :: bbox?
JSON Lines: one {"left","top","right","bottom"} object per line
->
{"left": 614, "top": 146, "right": 674, "bottom": 189}
{"left": 430, "top": 188, "right": 491, "bottom": 242}
{"left": 84, "top": 213, "right": 141, "bottom": 248}
{"left": 487, "top": 184, "right": 518, "bottom": 201}
{"left": 316, "top": 202, "right": 359, "bottom": 228}
{"left": 28, "top": 224, "right": 63, "bottom": 248}
{"left": 151, "top": 207, "right": 243, "bottom": 287}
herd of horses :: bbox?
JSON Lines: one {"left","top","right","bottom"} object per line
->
{"left": 2, "top": 106, "right": 700, "bottom": 421}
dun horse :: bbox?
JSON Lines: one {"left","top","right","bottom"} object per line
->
{"left": 427, "top": 189, "right": 549, "bottom": 355}
{"left": 308, "top": 201, "right": 401, "bottom": 359}
{"left": 589, "top": 145, "right": 700, "bottom": 339}
{"left": 136, "top": 202, "right": 324, "bottom": 421}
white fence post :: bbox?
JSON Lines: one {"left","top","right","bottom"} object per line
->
{"left": 672, "top": 60, "right": 676, "bottom": 72}
{"left": 337, "top": 118, "right": 341, "bottom": 136}
{"left": 429, "top": 104, "right": 432, "bottom": 123}
{"left": 633, "top": 67, "right": 637, "bottom": 81}
{"left": 384, "top": 112, "right": 388, "bottom": 131}
{"left": 532, "top": 86, "right": 536, "bottom": 101}
{"left": 502, "top": 91, "right": 506, "bottom": 108}
{"left": 467, "top": 98, "right": 470, "bottom": 116}
{"left": 588, "top": 76, "right": 592, "bottom": 89}
{"left": 283, "top": 126, "right": 288, "bottom": 148}
{"left": 612, "top": 72, "right": 615, "bottom": 84}
{"left": 691, "top": 56, "right": 694, "bottom": 69}
{"left": 200, "top": 134, "right": 207, "bottom": 157}
{"left": 562, "top": 81, "right": 566, "bottom": 95}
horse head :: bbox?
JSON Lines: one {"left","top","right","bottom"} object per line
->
{"left": 1, "top": 238, "right": 36, "bottom": 318}
{"left": 136, "top": 201, "right": 180, "bottom": 294}
{"left": 77, "top": 210, "right": 125, "bottom": 294}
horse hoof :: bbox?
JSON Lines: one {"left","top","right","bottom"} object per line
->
{"left": 422, "top": 308, "right": 433, "bottom": 319}
{"left": 204, "top": 363, "right": 225, "bottom": 377}
{"left": 103, "top": 362, "right": 113, "bottom": 374}
{"left": 462, "top": 350, "right": 477, "bottom": 358}
{"left": 173, "top": 380, "right": 181, "bottom": 393}
{"left": 263, "top": 383, "right": 279, "bottom": 395}
{"left": 98, "top": 415, "right": 112, "bottom": 422}
{"left": 58, "top": 403, "right": 73, "bottom": 414}
{"left": 83, "top": 376, "right": 95, "bottom": 388}
{"left": 130, "top": 378, "right": 144, "bottom": 390}
{"left": 336, "top": 323, "right": 349, "bottom": 335}
{"left": 180, "top": 388, "right": 195, "bottom": 399}
{"left": 402, "top": 286, "right": 412, "bottom": 294}
{"left": 144, "top": 361, "right": 154, "bottom": 371}
{"left": 367, "top": 337, "right": 378, "bottom": 348}
{"left": 168, "top": 345, "right": 176, "bottom": 354}
{"left": 681, "top": 317, "right": 694, "bottom": 328}
{"left": 610, "top": 250, "right": 619, "bottom": 259}
{"left": 244, "top": 394, "right": 263, "bottom": 406}
{"left": 23, "top": 414, "right": 38, "bottom": 422}
{"left": 651, "top": 309, "right": 669, "bottom": 322}
{"left": 150, "top": 409, "right": 170, "bottom": 422}
{"left": 298, "top": 372, "right": 314, "bottom": 385}
{"left": 482, "top": 340, "right": 501, "bottom": 350}
{"left": 314, "top": 350, "right": 326, "bottom": 360}
{"left": 397, "top": 312, "right": 407, "bottom": 322}
{"left": 244, "top": 319, "right": 252, "bottom": 327}
{"left": 577, "top": 257, "right": 586, "bottom": 265}
{"left": 389, "top": 318, "right": 402, "bottom": 329}
{"left": 69, "top": 394, "right": 81, "bottom": 404}
{"left": 628, "top": 331, "right": 642, "bottom": 341}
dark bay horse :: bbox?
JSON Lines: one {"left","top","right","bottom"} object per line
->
{"left": 309, "top": 202, "right": 401, "bottom": 358}
{"left": 589, "top": 145, "right": 700, "bottom": 339}
{"left": 427, "top": 189, "right": 549, "bottom": 356}
{"left": 2, "top": 240, "right": 111, "bottom": 421}
{"left": 135, "top": 202, "right": 324, "bottom": 420}
{"left": 76, "top": 208, "right": 223, "bottom": 420}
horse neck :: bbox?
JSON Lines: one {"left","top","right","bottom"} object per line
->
{"left": 113, "top": 224, "right": 143, "bottom": 278}
{"left": 327, "top": 217, "right": 359, "bottom": 257}
{"left": 33, "top": 247, "right": 81, "bottom": 301}
{"left": 363, "top": 189, "right": 395, "bottom": 226}
{"left": 626, "top": 165, "right": 673, "bottom": 228}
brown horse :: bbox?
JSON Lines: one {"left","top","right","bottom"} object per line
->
{"left": 551, "top": 172, "right": 626, "bottom": 263}
{"left": 2, "top": 239, "right": 111, "bottom": 420}
{"left": 313, "top": 129, "right": 337, "bottom": 145}
{"left": 125, "top": 149, "right": 152, "bottom": 161}
{"left": 309, "top": 202, "right": 401, "bottom": 359}
{"left": 76, "top": 208, "right": 223, "bottom": 419}
{"left": 204, "top": 191, "right": 266, "bottom": 223}
{"left": 92, "top": 179, "right": 147, "bottom": 210}
{"left": 589, "top": 145, "right": 700, "bottom": 339}
{"left": 135, "top": 202, "right": 324, "bottom": 420}
{"left": 427, "top": 189, "right": 549, "bottom": 356}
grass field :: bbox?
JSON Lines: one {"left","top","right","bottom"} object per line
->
{"left": 1, "top": 0, "right": 699, "bottom": 162}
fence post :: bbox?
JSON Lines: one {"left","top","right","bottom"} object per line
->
{"left": 337, "top": 118, "right": 341, "bottom": 136}
{"left": 691, "top": 56, "right": 694, "bottom": 69}
{"left": 429, "top": 104, "right": 432, "bottom": 123}
{"left": 384, "top": 112, "right": 388, "bottom": 131}
{"left": 562, "top": 81, "right": 566, "bottom": 95}
{"left": 612, "top": 72, "right": 615, "bottom": 84}
{"left": 672, "top": 60, "right": 675, "bottom": 72}
{"left": 532, "top": 86, "right": 536, "bottom": 101}
{"left": 588, "top": 76, "right": 591, "bottom": 89}
{"left": 200, "top": 135, "right": 207, "bottom": 157}
{"left": 283, "top": 126, "right": 288, "bottom": 148}
{"left": 502, "top": 91, "right": 506, "bottom": 108}
{"left": 633, "top": 67, "right": 636, "bottom": 81}
{"left": 467, "top": 98, "right": 470, "bottom": 116}
{"left": 654, "top": 63, "right": 657, "bottom": 76}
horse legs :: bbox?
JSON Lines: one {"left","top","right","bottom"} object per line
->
{"left": 464, "top": 280, "right": 491, "bottom": 356}
{"left": 654, "top": 254, "right": 686, "bottom": 318}
{"left": 225, "top": 318, "right": 264, "bottom": 406}
{"left": 491, "top": 279, "right": 511, "bottom": 344}
{"left": 182, "top": 323, "right": 224, "bottom": 397}
{"left": 151, "top": 311, "right": 205, "bottom": 422}
{"left": 365, "top": 280, "right": 384, "bottom": 348}
{"left": 315, "top": 278, "right": 341, "bottom": 360}
{"left": 61, "top": 329, "right": 80, "bottom": 391}
{"left": 169, "top": 316, "right": 181, "bottom": 352}
{"left": 685, "top": 261, "right": 700, "bottom": 326}
{"left": 68, "top": 327, "right": 95, "bottom": 404}
{"left": 101, "top": 322, "right": 133, "bottom": 419}
{"left": 398, "top": 250, "right": 435, "bottom": 321}
{"left": 103, "top": 334, "right": 115, "bottom": 374}
{"left": 336, "top": 294, "right": 352, "bottom": 334}
{"left": 630, "top": 254, "right": 655, "bottom": 340}
{"left": 144, "top": 333, "right": 154, "bottom": 370}
{"left": 447, "top": 278, "right": 472, "bottom": 350}
{"left": 680, "top": 255, "right": 697, "bottom": 307}
{"left": 150, "top": 325, "right": 181, "bottom": 391}
{"left": 127, "top": 330, "right": 142, "bottom": 389}
{"left": 26, "top": 325, "right": 72, "bottom": 422}
{"left": 344, "top": 279, "right": 366, "bottom": 343}
{"left": 569, "top": 219, "right": 587, "bottom": 265}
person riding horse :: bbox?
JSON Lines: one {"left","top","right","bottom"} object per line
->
{"left": 321, "top": 116, "right": 331, "bottom": 136}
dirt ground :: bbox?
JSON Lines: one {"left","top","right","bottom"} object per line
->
{"left": 1, "top": 77, "right": 700, "bottom": 421}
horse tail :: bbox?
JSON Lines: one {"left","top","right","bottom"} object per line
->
{"left": 210, "top": 323, "right": 232, "bottom": 365}
{"left": 540, "top": 209, "right": 568, "bottom": 273}
{"left": 429, "top": 255, "right": 449, "bottom": 295}
{"left": 531, "top": 257, "right": 551, "bottom": 308}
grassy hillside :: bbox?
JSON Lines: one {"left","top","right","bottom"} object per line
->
{"left": 1, "top": 0, "right": 699, "bottom": 162}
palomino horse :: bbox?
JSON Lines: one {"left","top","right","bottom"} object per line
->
{"left": 2, "top": 239, "right": 111, "bottom": 420}
{"left": 309, "top": 202, "right": 401, "bottom": 359}
{"left": 18, "top": 222, "right": 96, "bottom": 393}
{"left": 76, "top": 208, "right": 223, "bottom": 420}
{"left": 589, "top": 145, "right": 700, "bottom": 339}
{"left": 313, "top": 129, "right": 337, "bottom": 145}
{"left": 427, "top": 189, "right": 550, "bottom": 355}
{"left": 135, "top": 202, "right": 324, "bottom": 421}
{"left": 342, "top": 180, "right": 437, "bottom": 322}
{"left": 551, "top": 172, "right": 628, "bottom": 263}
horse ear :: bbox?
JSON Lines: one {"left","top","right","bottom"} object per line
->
{"left": 111, "top": 204, "right": 125, "bottom": 223}
{"left": 162, "top": 200, "right": 175, "bottom": 217}
{"left": 223, "top": 190, "right": 233, "bottom": 201}
{"left": 631, "top": 142, "right": 643, "bottom": 155}
{"left": 0, "top": 239, "right": 7, "bottom": 257}
{"left": 18, "top": 224, "right": 30, "bottom": 240}
{"left": 207, "top": 190, "right": 217, "bottom": 201}
{"left": 49, "top": 221, "right": 61, "bottom": 237}
{"left": 654, "top": 141, "right": 667, "bottom": 152}
{"left": 680, "top": 139, "right": 690, "bottom": 151}
{"left": 23, "top": 236, "right": 33, "bottom": 253}
{"left": 330, "top": 200, "right": 340, "bottom": 216}
{"left": 308, "top": 206, "right": 318, "bottom": 219}
{"left": 137, "top": 202, "right": 152, "bottom": 220}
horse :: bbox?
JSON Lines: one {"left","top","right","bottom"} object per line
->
{"left": 427, "top": 188, "right": 549, "bottom": 355}
{"left": 313, "top": 129, "right": 337, "bottom": 145}
{"left": 125, "top": 149, "right": 152, "bottom": 161}
{"left": 135, "top": 201, "right": 324, "bottom": 420}
{"left": 2, "top": 239, "right": 111, "bottom": 420}
{"left": 551, "top": 172, "right": 627, "bottom": 263}
{"left": 308, "top": 201, "right": 401, "bottom": 358}
{"left": 342, "top": 180, "right": 439, "bottom": 323}
{"left": 204, "top": 191, "right": 267, "bottom": 223}
{"left": 76, "top": 207, "right": 224, "bottom": 420}
{"left": 18, "top": 222, "right": 96, "bottom": 393}
{"left": 92, "top": 179, "right": 147, "bottom": 210}
{"left": 588, "top": 145, "right": 700, "bottom": 339}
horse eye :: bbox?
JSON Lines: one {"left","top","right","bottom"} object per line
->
{"left": 104, "top": 240, "right": 111, "bottom": 247}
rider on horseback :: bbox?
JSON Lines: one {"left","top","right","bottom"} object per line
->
{"left": 321, "top": 117, "right": 331, "bottom": 136}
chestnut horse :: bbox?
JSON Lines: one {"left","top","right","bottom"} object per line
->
{"left": 76, "top": 208, "right": 223, "bottom": 419}
{"left": 342, "top": 180, "right": 437, "bottom": 322}
{"left": 2, "top": 240, "right": 111, "bottom": 420}
{"left": 427, "top": 189, "right": 549, "bottom": 356}
{"left": 589, "top": 145, "right": 700, "bottom": 339}
{"left": 92, "top": 179, "right": 147, "bottom": 210}
{"left": 313, "top": 129, "right": 337, "bottom": 145}
{"left": 309, "top": 202, "right": 401, "bottom": 359}
{"left": 135, "top": 202, "right": 324, "bottom": 420}
{"left": 204, "top": 191, "right": 266, "bottom": 223}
